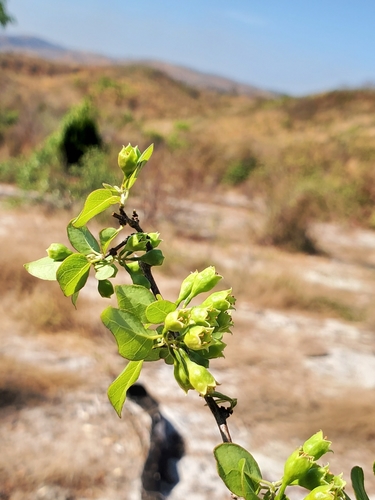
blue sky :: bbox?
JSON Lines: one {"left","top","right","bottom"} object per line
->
{"left": 3, "top": 0, "right": 375, "bottom": 95}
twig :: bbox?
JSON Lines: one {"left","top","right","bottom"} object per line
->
{"left": 112, "top": 207, "right": 144, "bottom": 232}
{"left": 111, "top": 209, "right": 161, "bottom": 297}
{"left": 204, "top": 395, "right": 233, "bottom": 443}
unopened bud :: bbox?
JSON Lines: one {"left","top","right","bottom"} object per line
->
{"left": 303, "top": 485, "right": 334, "bottom": 500}
{"left": 303, "top": 431, "right": 332, "bottom": 460}
{"left": 201, "top": 289, "right": 236, "bottom": 311}
{"left": 46, "top": 243, "right": 73, "bottom": 261}
{"left": 184, "top": 325, "right": 214, "bottom": 350}
{"left": 283, "top": 448, "right": 314, "bottom": 485}
{"left": 176, "top": 271, "right": 198, "bottom": 305}
{"left": 124, "top": 233, "right": 148, "bottom": 253}
{"left": 190, "top": 266, "right": 222, "bottom": 297}
{"left": 179, "top": 349, "right": 216, "bottom": 395}
{"left": 164, "top": 310, "right": 185, "bottom": 332}
{"left": 173, "top": 348, "right": 193, "bottom": 393}
{"left": 118, "top": 144, "right": 140, "bottom": 177}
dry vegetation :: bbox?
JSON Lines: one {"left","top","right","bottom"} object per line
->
{"left": 1, "top": 54, "right": 375, "bottom": 499}
{"left": 2, "top": 53, "right": 375, "bottom": 240}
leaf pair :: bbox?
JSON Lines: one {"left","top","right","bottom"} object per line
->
{"left": 102, "top": 284, "right": 169, "bottom": 416}
{"left": 102, "top": 285, "right": 158, "bottom": 358}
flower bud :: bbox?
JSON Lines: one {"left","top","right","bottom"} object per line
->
{"left": 303, "top": 485, "right": 334, "bottom": 500}
{"left": 283, "top": 448, "right": 314, "bottom": 485}
{"left": 173, "top": 349, "right": 193, "bottom": 393}
{"left": 164, "top": 310, "right": 185, "bottom": 332}
{"left": 118, "top": 144, "right": 140, "bottom": 177}
{"left": 189, "top": 266, "right": 222, "bottom": 298}
{"left": 147, "top": 232, "right": 162, "bottom": 248}
{"left": 298, "top": 465, "right": 330, "bottom": 490}
{"left": 303, "top": 431, "right": 332, "bottom": 460}
{"left": 176, "top": 271, "right": 198, "bottom": 305}
{"left": 201, "top": 289, "right": 236, "bottom": 312}
{"left": 184, "top": 325, "right": 214, "bottom": 350}
{"left": 46, "top": 243, "right": 73, "bottom": 261}
{"left": 179, "top": 349, "right": 216, "bottom": 395}
{"left": 124, "top": 233, "right": 148, "bottom": 253}
{"left": 189, "top": 306, "right": 210, "bottom": 325}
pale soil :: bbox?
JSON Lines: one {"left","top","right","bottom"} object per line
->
{"left": 1, "top": 193, "right": 375, "bottom": 500}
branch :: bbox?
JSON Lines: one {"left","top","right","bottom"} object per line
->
{"left": 204, "top": 395, "right": 233, "bottom": 443}
{"left": 112, "top": 207, "right": 144, "bottom": 232}
{"left": 111, "top": 208, "right": 161, "bottom": 297}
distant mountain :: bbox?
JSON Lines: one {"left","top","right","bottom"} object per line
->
{"left": 0, "top": 35, "right": 116, "bottom": 65}
{"left": 0, "top": 35, "right": 274, "bottom": 97}
{"left": 138, "top": 60, "right": 275, "bottom": 97}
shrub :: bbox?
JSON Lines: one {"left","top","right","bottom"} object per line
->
{"left": 223, "top": 155, "right": 258, "bottom": 185}
{"left": 59, "top": 101, "right": 102, "bottom": 167}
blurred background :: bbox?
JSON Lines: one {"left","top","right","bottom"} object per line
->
{"left": 1, "top": 1, "right": 375, "bottom": 499}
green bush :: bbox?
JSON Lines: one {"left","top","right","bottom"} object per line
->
{"left": 223, "top": 156, "right": 258, "bottom": 186}
{"left": 0, "top": 100, "right": 110, "bottom": 202}
{"left": 69, "top": 147, "right": 116, "bottom": 200}
{"left": 59, "top": 101, "right": 102, "bottom": 167}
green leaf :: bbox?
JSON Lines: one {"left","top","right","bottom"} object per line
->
{"left": 238, "top": 459, "right": 260, "bottom": 500}
{"left": 138, "top": 248, "right": 164, "bottom": 266}
{"left": 214, "top": 443, "right": 262, "bottom": 499}
{"left": 115, "top": 284, "right": 156, "bottom": 323}
{"left": 71, "top": 291, "right": 79, "bottom": 307}
{"left": 101, "top": 307, "right": 155, "bottom": 361}
{"left": 95, "top": 263, "right": 117, "bottom": 280}
{"left": 143, "top": 347, "right": 163, "bottom": 361}
{"left": 124, "top": 262, "right": 151, "bottom": 289}
{"left": 72, "top": 189, "right": 121, "bottom": 227}
{"left": 102, "top": 183, "right": 121, "bottom": 195}
{"left": 24, "top": 257, "right": 62, "bottom": 281}
{"left": 146, "top": 300, "right": 176, "bottom": 324}
{"left": 98, "top": 279, "right": 114, "bottom": 298}
{"left": 351, "top": 467, "right": 370, "bottom": 500}
{"left": 138, "top": 143, "right": 154, "bottom": 163}
{"left": 108, "top": 360, "right": 143, "bottom": 417}
{"left": 99, "top": 227, "right": 121, "bottom": 254}
{"left": 56, "top": 253, "right": 91, "bottom": 296}
{"left": 67, "top": 223, "right": 100, "bottom": 255}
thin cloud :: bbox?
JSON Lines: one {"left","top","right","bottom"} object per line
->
{"left": 226, "top": 10, "right": 269, "bottom": 27}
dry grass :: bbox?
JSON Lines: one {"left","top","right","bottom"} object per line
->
{"left": 3, "top": 53, "right": 375, "bottom": 241}
{"left": 0, "top": 248, "right": 91, "bottom": 335}
{"left": 0, "top": 355, "right": 82, "bottom": 408}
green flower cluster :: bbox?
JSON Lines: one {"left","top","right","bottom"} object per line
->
{"left": 279, "top": 431, "right": 346, "bottom": 500}
{"left": 164, "top": 267, "right": 235, "bottom": 397}
{"left": 100, "top": 266, "right": 237, "bottom": 412}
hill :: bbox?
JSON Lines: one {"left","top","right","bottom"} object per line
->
{"left": 1, "top": 52, "right": 375, "bottom": 249}
{"left": 0, "top": 35, "right": 273, "bottom": 97}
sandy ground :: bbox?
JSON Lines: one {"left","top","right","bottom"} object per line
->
{"left": 1, "top": 193, "right": 375, "bottom": 500}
